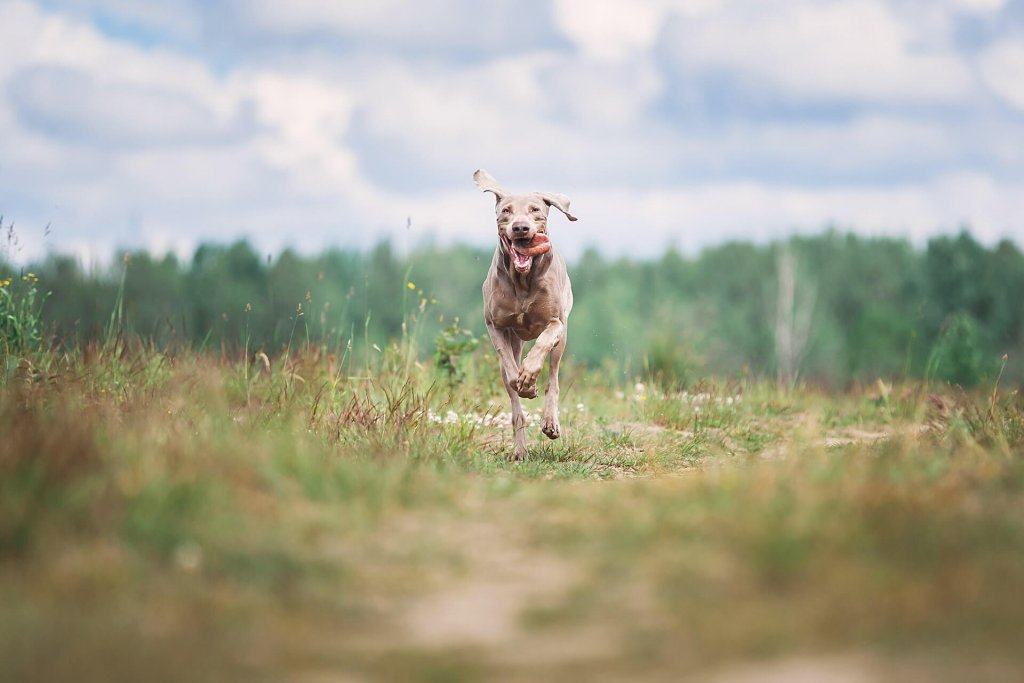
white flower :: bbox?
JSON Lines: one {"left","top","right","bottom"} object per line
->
{"left": 576, "top": 403, "right": 585, "bottom": 411}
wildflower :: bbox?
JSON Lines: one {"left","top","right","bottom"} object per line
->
{"left": 576, "top": 403, "right": 585, "bottom": 411}
{"left": 174, "top": 541, "right": 203, "bottom": 573}
{"left": 407, "top": 281, "right": 416, "bottom": 290}
{"left": 245, "top": 303, "right": 252, "bottom": 312}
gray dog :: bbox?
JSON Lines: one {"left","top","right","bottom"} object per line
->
{"left": 474, "top": 169, "right": 577, "bottom": 461}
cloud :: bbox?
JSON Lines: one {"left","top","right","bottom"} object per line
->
{"left": 1, "top": 0, "right": 1022, "bottom": 269}
{"left": 659, "top": 0, "right": 974, "bottom": 105}
{"left": 226, "top": 0, "right": 562, "bottom": 57}
{"left": 944, "top": 0, "right": 1008, "bottom": 14}
{"left": 552, "top": 172, "right": 1024, "bottom": 257}
{"left": 979, "top": 37, "right": 1024, "bottom": 110}
{"left": 10, "top": 65, "right": 246, "bottom": 147}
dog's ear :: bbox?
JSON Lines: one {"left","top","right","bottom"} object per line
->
{"left": 538, "top": 192, "right": 578, "bottom": 222}
{"left": 474, "top": 169, "right": 507, "bottom": 202}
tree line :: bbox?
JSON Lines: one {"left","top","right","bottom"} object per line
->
{"left": 3, "top": 229, "right": 1020, "bottom": 387}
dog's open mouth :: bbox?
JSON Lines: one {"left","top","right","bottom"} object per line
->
{"left": 504, "top": 233, "right": 551, "bottom": 273}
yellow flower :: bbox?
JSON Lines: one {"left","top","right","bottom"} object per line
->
{"left": 407, "top": 282, "right": 415, "bottom": 290}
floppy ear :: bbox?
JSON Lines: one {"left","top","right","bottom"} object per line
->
{"left": 538, "top": 192, "right": 578, "bottom": 222}
{"left": 473, "top": 169, "right": 507, "bottom": 202}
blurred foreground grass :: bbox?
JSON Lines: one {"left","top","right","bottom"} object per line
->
{"left": 2, "top": 346, "right": 1023, "bottom": 682}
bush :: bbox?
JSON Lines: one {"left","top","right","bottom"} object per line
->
{"left": 926, "top": 311, "right": 994, "bottom": 387}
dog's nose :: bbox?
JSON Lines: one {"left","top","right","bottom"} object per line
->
{"left": 511, "top": 221, "right": 530, "bottom": 236}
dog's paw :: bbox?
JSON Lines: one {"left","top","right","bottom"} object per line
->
{"left": 515, "top": 382, "right": 538, "bottom": 399}
{"left": 514, "top": 366, "right": 540, "bottom": 399}
{"left": 511, "top": 445, "right": 527, "bottom": 461}
{"left": 541, "top": 414, "right": 560, "bottom": 440}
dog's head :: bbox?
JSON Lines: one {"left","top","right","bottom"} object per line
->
{"left": 474, "top": 169, "right": 577, "bottom": 274}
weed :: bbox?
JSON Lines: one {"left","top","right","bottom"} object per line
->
{"left": 0, "top": 269, "right": 50, "bottom": 365}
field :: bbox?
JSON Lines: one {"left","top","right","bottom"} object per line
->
{"left": 2, "top": 341, "right": 1024, "bottom": 683}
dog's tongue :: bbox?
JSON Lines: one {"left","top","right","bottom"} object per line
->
{"left": 510, "top": 233, "right": 551, "bottom": 272}
{"left": 511, "top": 247, "right": 532, "bottom": 272}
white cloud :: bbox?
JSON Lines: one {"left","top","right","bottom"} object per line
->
{"left": 10, "top": 65, "right": 238, "bottom": 147}
{"left": 661, "top": 0, "right": 974, "bottom": 104}
{"left": 979, "top": 37, "right": 1024, "bottom": 111}
{"left": 552, "top": 173, "right": 1024, "bottom": 257}
{"left": 553, "top": 0, "right": 669, "bottom": 61}
{"left": 1, "top": 0, "right": 1022, "bottom": 269}
{"left": 232, "top": 0, "right": 557, "bottom": 54}
{"left": 345, "top": 51, "right": 675, "bottom": 187}
{"left": 944, "top": 0, "right": 1008, "bottom": 14}
{"left": 553, "top": 0, "right": 723, "bottom": 61}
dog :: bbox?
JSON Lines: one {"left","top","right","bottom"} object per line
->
{"left": 474, "top": 169, "right": 577, "bottom": 461}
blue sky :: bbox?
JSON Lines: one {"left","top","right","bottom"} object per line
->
{"left": 2, "top": 0, "right": 1023, "bottom": 264}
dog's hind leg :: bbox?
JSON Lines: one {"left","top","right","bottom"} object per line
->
{"left": 541, "top": 331, "right": 565, "bottom": 440}
{"left": 487, "top": 322, "right": 529, "bottom": 460}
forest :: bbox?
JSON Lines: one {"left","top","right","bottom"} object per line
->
{"left": 3, "top": 228, "right": 1020, "bottom": 387}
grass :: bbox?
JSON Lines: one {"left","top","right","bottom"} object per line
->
{"left": 1, "top": 341, "right": 1023, "bottom": 682}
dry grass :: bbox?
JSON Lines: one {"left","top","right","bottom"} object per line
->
{"left": 1, "top": 346, "right": 1022, "bottom": 682}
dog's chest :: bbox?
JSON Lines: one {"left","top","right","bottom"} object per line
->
{"left": 498, "top": 286, "right": 557, "bottom": 341}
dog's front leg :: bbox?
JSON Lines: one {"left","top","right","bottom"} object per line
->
{"left": 515, "top": 319, "right": 564, "bottom": 400}
{"left": 486, "top": 322, "right": 529, "bottom": 460}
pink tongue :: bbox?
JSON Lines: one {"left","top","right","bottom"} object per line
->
{"left": 511, "top": 247, "right": 532, "bottom": 270}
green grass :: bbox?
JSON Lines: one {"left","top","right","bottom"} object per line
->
{"left": 1, "top": 344, "right": 1023, "bottom": 682}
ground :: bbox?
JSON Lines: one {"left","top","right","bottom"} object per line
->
{"left": 2, "top": 348, "right": 1023, "bottom": 682}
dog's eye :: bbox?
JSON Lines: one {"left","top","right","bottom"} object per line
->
{"left": 501, "top": 206, "right": 512, "bottom": 214}
{"left": 529, "top": 206, "right": 541, "bottom": 213}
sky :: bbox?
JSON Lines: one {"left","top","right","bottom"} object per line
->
{"left": 1, "top": 0, "right": 1023, "bottom": 265}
